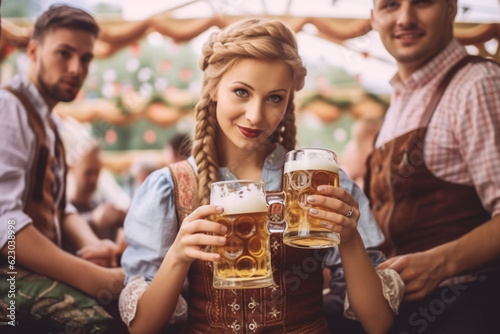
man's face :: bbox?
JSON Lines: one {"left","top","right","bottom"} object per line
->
{"left": 29, "top": 27, "right": 95, "bottom": 107}
{"left": 371, "top": 0, "right": 457, "bottom": 73}
{"left": 71, "top": 150, "right": 101, "bottom": 196}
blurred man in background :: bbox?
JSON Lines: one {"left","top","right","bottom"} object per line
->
{"left": 0, "top": 5, "right": 125, "bottom": 332}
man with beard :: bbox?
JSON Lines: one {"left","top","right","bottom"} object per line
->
{"left": 0, "top": 5, "right": 125, "bottom": 333}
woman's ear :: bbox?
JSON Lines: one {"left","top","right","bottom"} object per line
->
{"left": 210, "top": 82, "right": 220, "bottom": 102}
{"left": 210, "top": 90, "right": 218, "bottom": 102}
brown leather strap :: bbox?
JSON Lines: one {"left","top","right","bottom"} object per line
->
{"left": 169, "top": 160, "right": 198, "bottom": 228}
{"left": 50, "top": 117, "right": 68, "bottom": 213}
{"left": 421, "top": 55, "right": 498, "bottom": 127}
{"left": 2, "top": 86, "right": 66, "bottom": 244}
{"left": 3, "top": 86, "right": 46, "bottom": 142}
{"left": 3, "top": 86, "right": 48, "bottom": 202}
{"left": 3, "top": 87, "right": 67, "bottom": 209}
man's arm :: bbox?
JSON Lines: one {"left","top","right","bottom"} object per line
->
{"left": 1, "top": 224, "right": 124, "bottom": 298}
{"left": 62, "top": 212, "right": 101, "bottom": 250}
{"left": 62, "top": 212, "right": 120, "bottom": 267}
{"left": 437, "top": 215, "right": 500, "bottom": 278}
{"left": 378, "top": 215, "right": 500, "bottom": 301}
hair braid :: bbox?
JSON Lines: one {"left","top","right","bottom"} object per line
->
{"left": 280, "top": 96, "right": 297, "bottom": 151}
{"left": 193, "top": 18, "right": 307, "bottom": 203}
{"left": 192, "top": 96, "right": 219, "bottom": 205}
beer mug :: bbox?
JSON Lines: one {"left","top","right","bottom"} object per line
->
{"left": 282, "top": 148, "right": 340, "bottom": 248}
{"left": 210, "top": 180, "right": 281, "bottom": 289}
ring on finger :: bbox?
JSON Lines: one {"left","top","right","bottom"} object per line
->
{"left": 345, "top": 206, "right": 354, "bottom": 218}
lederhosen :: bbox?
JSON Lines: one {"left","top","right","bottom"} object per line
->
{"left": 365, "top": 56, "right": 500, "bottom": 334}
{"left": 170, "top": 161, "right": 329, "bottom": 334}
{"left": 3, "top": 87, "right": 66, "bottom": 245}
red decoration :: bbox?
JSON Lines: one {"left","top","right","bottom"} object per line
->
{"left": 105, "top": 129, "right": 118, "bottom": 144}
{"left": 179, "top": 67, "right": 193, "bottom": 82}
{"left": 160, "top": 60, "right": 172, "bottom": 72}
{"left": 144, "top": 129, "right": 157, "bottom": 144}
{"left": 130, "top": 42, "right": 142, "bottom": 58}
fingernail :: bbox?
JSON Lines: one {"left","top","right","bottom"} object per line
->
{"left": 317, "top": 186, "right": 326, "bottom": 192}
{"left": 321, "top": 221, "right": 328, "bottom": 226}
{"left": 218, "top": 237, "right": 226, "bottom": 244}
{"left": 310, "top": 208, "right": 319, "bottom": 215}
{"left": 307, "top": 196, "right": 316, "bottom": 203}
{"left": 220, "top": 226, "right": 228, "bottom": 233}
{"left": 216, "top": 206, "right": 224, "bottom": 212}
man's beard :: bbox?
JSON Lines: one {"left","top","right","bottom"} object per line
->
{"left": 37, "top": 61, "right": 80, "bottom": 103}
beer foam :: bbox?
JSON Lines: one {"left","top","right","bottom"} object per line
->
{"left": 211, "top": 184, "right": 268, "bottom": 215}
{"left": 284, "top": 159, "right": 339, "bottom": 174}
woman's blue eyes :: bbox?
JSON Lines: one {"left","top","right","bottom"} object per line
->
{"left": 269, "top": 95, "right": 283, "bottom": 103}
{"left": 235, "top": 89, "right": 248, "bottom": 97}
{"left": 234, "top": 89, "right": 283, "bottom": 103}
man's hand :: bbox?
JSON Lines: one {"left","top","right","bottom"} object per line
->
{"left": 77, "top": 239, "right": 120, "bottom": 268}
{"left": 376, "top": 250, "right": 447, "bottom": 301}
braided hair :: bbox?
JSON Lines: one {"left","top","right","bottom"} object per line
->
{"left": 192, "top": 18, "right": 307, "bottom": 204}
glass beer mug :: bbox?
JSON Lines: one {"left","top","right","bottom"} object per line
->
{"left": 282, "top": 148, "right": 340, "bottom": 248}
{"left": 210, "top": 180, "right": 282, "bottom": 289}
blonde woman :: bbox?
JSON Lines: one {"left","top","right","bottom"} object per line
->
{"left": 119, "top": 18, "right": 402, "bottom": 334}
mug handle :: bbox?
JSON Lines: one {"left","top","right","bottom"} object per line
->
{"left": 266, "top": 191, "right": 286, "bottom": 233}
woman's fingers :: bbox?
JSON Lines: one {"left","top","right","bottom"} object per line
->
{"left": 308, "top": 186, "right": 357, "bottom": 211}
{"left": 182, "top": 219, "right": 228, "bottom": 236}
{"left": 307, "top": 186, "right": 358, "bottom": 216}
{"left": 173, "top": 204, "right": 230, "bottom": 262}
{"left": 306, "top": 185, "right": 359, "bottom": 233}
{"left": 185, "top": 248, "right": 221, "bottom": 262}
{"left": 181, "top": 231, "right": 226, "bottom": 248}
{"left": 310, "top": 209, "right": 357, "bottom": 233}
{"left": 182, "top": 234, "right": 226, "bottom": 262}
{"left": 184, "top": 205, "right": 223, "bottom": 224}
{"left": 181, "top": 205, "right": 227, "bottom": 235}
{"left": 318, "top": 185, "right": 358, "bottom": 208}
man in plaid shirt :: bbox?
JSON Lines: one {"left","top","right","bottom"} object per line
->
{"left": 366, "top": 0, "right": 500, "bottom": 333}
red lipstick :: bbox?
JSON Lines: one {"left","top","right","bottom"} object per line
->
{"left": 238, "top": 126, "right": 262, "bottom": 138}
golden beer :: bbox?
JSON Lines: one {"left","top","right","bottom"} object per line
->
{"left": 283, "top": 151, "right": 340, "bottom": 248}
{"left": 211, "top": 181, "right": 274, "bottom": 289}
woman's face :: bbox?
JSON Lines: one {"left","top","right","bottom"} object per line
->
{"left": 214, "top": 58, "right": 293, "bottom": 155}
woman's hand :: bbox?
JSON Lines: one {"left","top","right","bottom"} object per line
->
{"left": 170, "top": 205, "right": 227, "bottom": 264}
{"left": 306, "top": 185, "right": 360, "bottom": 243}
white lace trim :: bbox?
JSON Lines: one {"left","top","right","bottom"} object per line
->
{"left": 169, "top": 291, "right": 188, "bottom": 324}
{"left": 344, "top": 268, "right": 404, "bottom": 320}
{"left": 119, "top": 274, "right": 188, "bottom": 326}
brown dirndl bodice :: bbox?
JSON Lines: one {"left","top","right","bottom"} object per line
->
{"left": 185, "top": 235, "right": 329, "bottom": 334}
{"left": 169, "top": 161, "right": 329, "bottom": 334}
